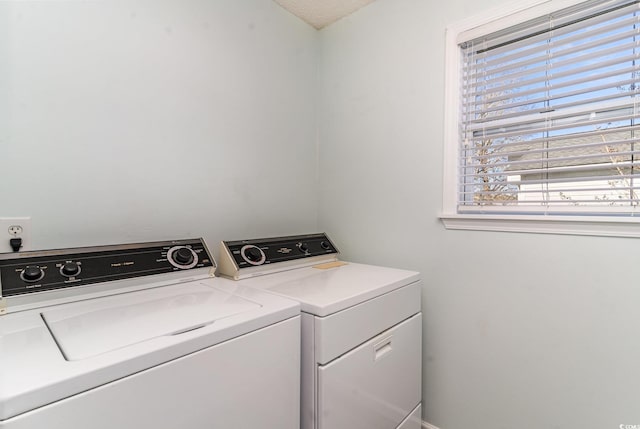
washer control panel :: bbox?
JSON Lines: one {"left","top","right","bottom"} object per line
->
{"left": 0, "top": 238, "right": 214, "bottom": 297}
{"left": 219, "top": 233, "right": 339, "bottom": 280}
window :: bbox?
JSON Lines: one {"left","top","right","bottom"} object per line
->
{"left": 442, "top": 0, "right": 640, "bottom": 237}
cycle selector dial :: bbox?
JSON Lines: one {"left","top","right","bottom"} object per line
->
{"left": 60, "top": 262, "right": 81, "bottom": 277}
{"left": 21, "top": 265, "right": 44, "bottom": 283}
{"left": 320, "top": 241, "right": 331, "bottom": 250}
{"left": 297, "top": 242, "right": 309, "bottom": 253}
{"left": 167, "top": 246, "right": 198, "bottom": 269}
{"left": 173, "top": 248, "right": 195, "bottom": 265}
{"left": 241, "top": 245, "right": 266, "bottom": 266}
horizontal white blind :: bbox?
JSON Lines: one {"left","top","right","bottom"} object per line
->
{"left": 459, "top": 0, "right": 640, "bottom": 213}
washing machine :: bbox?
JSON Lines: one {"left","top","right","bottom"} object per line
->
{"left": 218, "top": 233, "right": 423, "bottom": 429}
{"left": 0, "top": 238, "right": 300, "bottom": 429}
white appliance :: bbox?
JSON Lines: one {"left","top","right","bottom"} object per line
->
{"left": 218, "top": 233, "right": 422, "bottom": 429}
{"left": 0, "top": 238, "right": 300, "bottom": 429}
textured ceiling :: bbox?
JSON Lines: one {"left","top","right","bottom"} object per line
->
{"left": 273, "top": 0, "right": 376, "bottom": 29}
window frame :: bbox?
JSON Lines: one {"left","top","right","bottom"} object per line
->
{"left": 441, "top": 0, "right": 640, "bottom": 238}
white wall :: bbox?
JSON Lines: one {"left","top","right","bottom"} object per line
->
{"left": 318, "top": 0, "right": 640, "bottom": 428}
{"left": 0, "top": 0, "right": 319, "bottom": 256}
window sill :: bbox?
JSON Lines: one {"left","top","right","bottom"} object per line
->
{"left": 439, "top": 214, "right": 640, "bottom": 238}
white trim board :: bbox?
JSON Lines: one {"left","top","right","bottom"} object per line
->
{"left": 440, "top": 213, "right": 640, "bottom": 238}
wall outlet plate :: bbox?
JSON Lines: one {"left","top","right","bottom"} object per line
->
{"left": 0, "top": 217, "right": 32, "bottom": 253}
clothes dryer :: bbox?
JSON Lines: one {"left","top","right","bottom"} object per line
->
{"left": 0, "top": 238, "right": 300, "bottom": 429}
{"left": 219, "top": 233, "right": 422, "bottom": 429}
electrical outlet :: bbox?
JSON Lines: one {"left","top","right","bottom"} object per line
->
{"left": 8, "top": 225, "right": 23, "bottom": 236}
{"left": 0, "top": 217, "right": 32, "bottom": 253}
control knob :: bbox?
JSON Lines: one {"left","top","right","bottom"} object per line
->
{"left": 61, "top": 262, "right": 81, "bottom": 277}
{"left": 168, "top": 246, "right": 198, "bottom": 269}
{"left": 241, "top": 245, "right": 266, "bottom": 266}
{"left": 173, "top": 248, "right": 195, "bottom": 265}
{"left": 320, "top": 241, "right": 331, "bottom": 250}
{"left": 297, "top": 242, "right": 309, "bottom": 253}
{"left": 21, "top": 265, "right": 44, "bottom": 282}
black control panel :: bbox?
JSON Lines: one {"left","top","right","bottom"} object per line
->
{"left": 223, "top": 233, "right": 338, "bottom": 269}
{"left": 0, "top": 238, "right": 214, "bottom": 297}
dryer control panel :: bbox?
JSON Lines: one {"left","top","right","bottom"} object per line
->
{"left": 0, "top": 238, "right": 214, "bottom": 298}
{"left": 218, "top": 233, "right": 339, "bottom": 280}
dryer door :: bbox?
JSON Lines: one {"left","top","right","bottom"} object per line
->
{"left": 317, "top": 313, "right": 421, "bottom": 429}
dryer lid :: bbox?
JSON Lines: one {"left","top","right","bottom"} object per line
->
{"left": 42, "top": 283, "right": 261, "bottom": 360}
{"left": 240, "top": 262, "right": 420, "bottom": 317}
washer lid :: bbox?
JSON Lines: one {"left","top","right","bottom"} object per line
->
{"left": 1, "top": 277, "right": 299, "bottom": 421}
{"left": 42, "top": 283, "right": 261, "bottom": 360}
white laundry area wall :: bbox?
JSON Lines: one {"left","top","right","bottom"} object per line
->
{"left": 317, "top": 0, "right": 640, "bottom": 428}
{"left": 0, "top": 0, "right": 319, "bottom": 253}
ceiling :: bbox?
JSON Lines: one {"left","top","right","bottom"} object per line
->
{"left": 273, "top": 0, "right": 377, "bottom": 29}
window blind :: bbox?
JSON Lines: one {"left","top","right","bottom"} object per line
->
{"left": 459, "top": 0, "right": 640, "bottom": 213}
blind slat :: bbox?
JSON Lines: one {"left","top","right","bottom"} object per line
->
{"left": 466, "top": 77, "right": 639, "bottom": 121}
{"left": 464, "top": 26, "right": 640, "bottom": 81}
{"left": 461, "top": 199, "right": 640, "bottom": 205}
{"left": 466, "top": 106, "right": 640, "bottom": 138}
{"left": 461, "top": 185, "right": 640, "bottom": 196}
{"left": 460, "top": 173, "right": 640, "bottom": 186}
{"left": 463, "top": 149, "right": 640, "bottom": 171}
{"left": 467, "top": 21, "right": 640, "bottom": 73}
{"left": 460, "top": 160, "right": 640, "bottom": 180}
{"left": 464, "top": 46, "right": 640, "bottom": 91}
{"left": 466, "top": 63, "right": 640, "bottom": 107}
{"left": 464, "top": 137, "right": 640, "bottom": 160}
{"left": 467, "top": 4, "right": 639, "bottom": 62}
{"left": 465, "top": 51, "right": 640, "bottom": 101}
{"left": 462, "top": 123, "right": 640, "bottom": 151}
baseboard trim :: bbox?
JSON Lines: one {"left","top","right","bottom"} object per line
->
{"left": 422, "top": 421, "right": 441, "bottom": 429}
